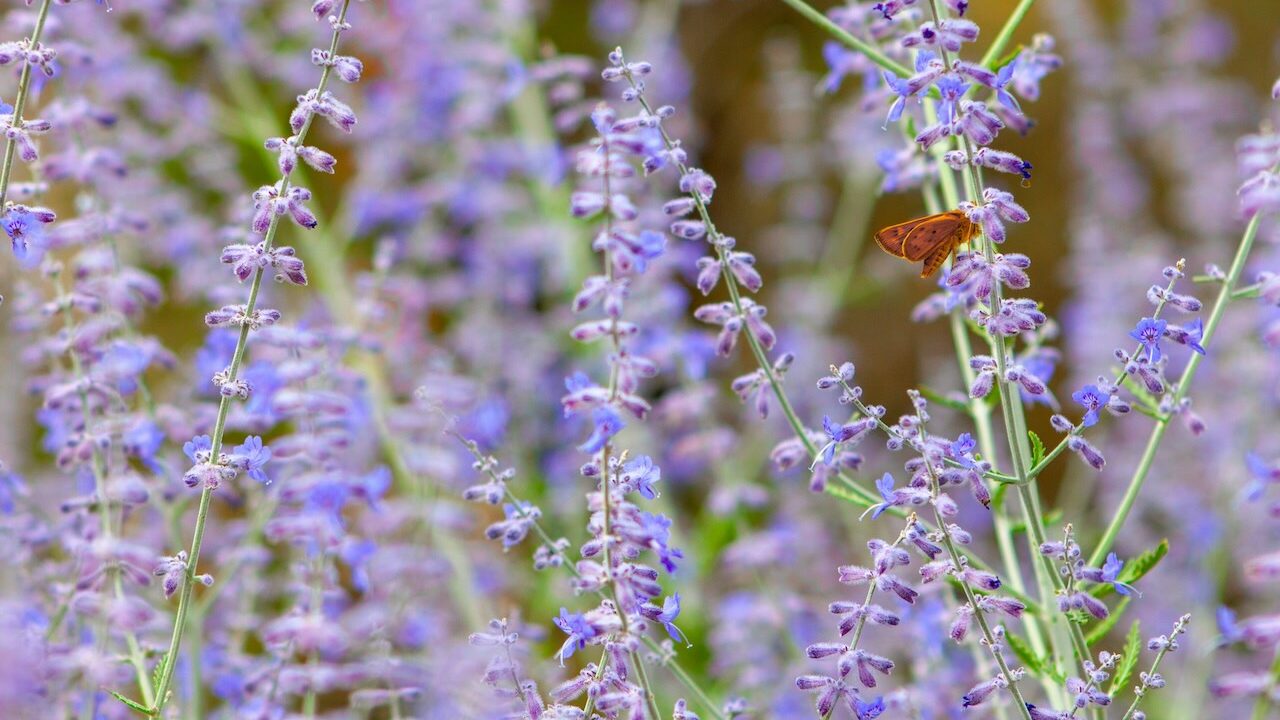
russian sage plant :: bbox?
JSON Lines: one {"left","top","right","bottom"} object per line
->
{"left": 1, "top": 0, "right": 1279, "bottom": 718}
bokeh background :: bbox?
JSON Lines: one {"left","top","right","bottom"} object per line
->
{"left": 3, "top": 0, "right": 1280, "bottom": 717}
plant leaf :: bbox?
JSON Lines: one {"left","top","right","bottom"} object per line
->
{"left": 1028, "top": 430, "right": 1045, "bottom": 467}
{"left": 108, "top": 691, "right": 153, "bottom": 717}
{"left": 151, "top": 652, "right": 167, "bottom": 696}
{"left": 919, "top": 386, "right": 974, "bottom": 415}
{"left": 1005, "top": 631, "right": 1046, "bottom": 674}
{"left": 1108, "top": 621, "right": 1143, "bottom": 697}
{"left": 1093, "top": 539, "right": 1168, "bottom": 600}
{"left": 1086, "top": 596, "right": 1131, "bottom": 645}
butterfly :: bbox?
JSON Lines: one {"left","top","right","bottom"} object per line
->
{"left": 873, "top": 210, "right": 980, "bottom": 279}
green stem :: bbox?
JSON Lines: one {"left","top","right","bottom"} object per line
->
{"left": 978, "top": 0, "right": 1038, "bottom": 68}
{"left": 149, "top": 3, "right": 355, "bottom": 714}
{"left": 922, "top": 0, "right": 1089, "bottom": 692}
{"left": 449, "top": 433, "right": 726, "bottom": 720}
{"left": 916, "top": 415, "right": 1031, "bottom": 720}
{"left": 775, "top": 0, "right": 912, "bottom": 79}
{"left": 0, "top": 0, "right": 52, "bottom": 211}
{"left": 920, "top": 98, "right": 1048, "bottom": 663}
{"left": 52, "top": 270, "right": 155, "bottom": 708}
{"left": 1088, "top": 211, "right": 1264, "bottom": 567}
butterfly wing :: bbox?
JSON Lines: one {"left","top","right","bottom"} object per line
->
{"left": 901, "top": 211, "right": 967, "bottom": 262}
{"left": 873, "top": 216, "right": 930, "bottom": 258}
{"left": 918, "top": 233, "right": 961, "bottom": 279}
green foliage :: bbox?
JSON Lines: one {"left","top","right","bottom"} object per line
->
{"left": 1028, "top": 430, "right": 1045, "bottom": 467}
{"left": 1006, "top": 631, "right": 1064, "bottom": 683}
{"left": 1086, "top": 596, "right": 1132, "bottom": 645}
{"left": 1093, "top": 539, "right": 1168, "bottom": 600}
{"left": 108, "top": 691, "right": 153, "bottom": 717}
{"left": 1108, "top": 621, "right": 1143, "bottom": 697}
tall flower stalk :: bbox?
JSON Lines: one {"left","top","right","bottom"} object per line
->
{"left": 146, "top": 2, "right": 359, "bottom": 714}
{"left": 0, "top": 0, "right": 54, "bottom": 214}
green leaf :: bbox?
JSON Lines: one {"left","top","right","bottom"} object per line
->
{"left": 1120, "top": 375, "right": 1163, "bottom": 416}
{"left": 108, "top": 691, "right": 153, "bottom": 717}
{"left": 992, "top": 45, "right": 1025, "bottom": 71}
{"left": 1028, "top": 430, "right": 1045, "bottom": 467}
{"left": 1093, "top": 539, "right": 1169, "bottom": 600}
{"left": 1065, "top": 610, "right": 1093, "bottom": 626}
{"left": 151, "top": 652, "right": 167, "bottom": 695}
{"left": 1108, "top": 621, "right": 1143, "bottom": 697}
{"left": 919, "top": 386, "right": 973, "bottom": 415}
{"left": 1086, "top": 597, "right": 1131, "bottom": 645}
{"left": 824, "top": 483, "right": 873, "bottom": 510}
{"left": 1006, "top": 632, "right": 1064, "bottom": 684}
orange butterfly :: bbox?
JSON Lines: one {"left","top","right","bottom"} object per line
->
{"left": 873, "top": 210, "right": 979, "bottom": 279}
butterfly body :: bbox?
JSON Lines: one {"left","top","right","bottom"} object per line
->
{"left": 873, "top": 210, "right": 979, "bottom": 278}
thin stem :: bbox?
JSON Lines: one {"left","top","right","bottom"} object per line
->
{"left": 149, "top": 3, "right": 354, "bottom": 714}
{"left": 1120, "top": 615, "right": 1190, "bottom": 720}
{"left": 978, "top": 0, "right": 1038, "bottom": 69}
{"left": 0, "top": 0, "right": 52, "bottom": 211}
{"left": 915, "top": 410, "right": 1031, "bottom": 720}
{"left": 775, "top": 0, "right": 912, "bottom": 79}
{"left": 919, "top": 97, "right": 1054, "bottom": 679}
{"left": 50, "top": 269, "right": 155, "bottom": 707}
{"left": 448, "top": 433, "right": 726, "bottom": 720}
{"left": 821, "top": 521, "right": 914, "bottom": 720}
{"left": 923, "top": 0, "right": 1090, "bottom": 689}
{"left": 1088, "top": 211, "right": 1265, "bottom": 567}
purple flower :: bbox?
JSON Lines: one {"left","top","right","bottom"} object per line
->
{"left": 816, "top": 415, "right": 871, "bottom": 466}
{"left": 553, "top": 608, "right": 601, "bottom": 664}
{"left": 231, "top": 436, "right": 272, "bottom": 484}
{"left": 1071, "top": 384, "right": 1109, "bottom": 428}
{"left": 1128, "top": 317, "right": 1168, "bottom": 362}
{"left": 1244, "top": 452, "right": 1280, "bottom": 501}
{"left": 183, "top": 435, "right": 213, "bottom": 463}
{"left": 881, "top": 70, "right": 914, "bottom": 126}
{"left": 642, "top": 594, "right": 688, "bottom": 645}
{"left": 622, "top": 455, "right": 661, "bottom": 499}
{"left": 1099, "top": 552, "right": 1137, "bottom": 596}
{"left": 578, "top": 406, "right": 624, "bottom": 453}
{"left": 1164, "top": 318, "right": 1206, "bottom": 355}
{"left": 3, "top": 209, "right": 47, "bottom": 269}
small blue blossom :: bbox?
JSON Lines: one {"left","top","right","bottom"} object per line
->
{"left": 822, "top": 42, "right": 861, "bottom": 95}
{"left": 815, "top": 415, "right": 867, "bottom": 468}
{"left": 949, "top": 433, "right": 978, "bottom": 468}
{"left": 994, "top": 62, "right": 1021, "bottom": 112}
{"left": 553, "top": 608, "right": 600, "bottom": 665}
{"left": 1071, "top": 384, "right": 1110, "bottom": 428}
{"left": 623, "top": 455, "right": 661, "bottom": 499}
{"left": 231, "top": 436, "right": 272, "bottom": 484}
{"left": 3, "top": 209, "right": 47, "bottom": 269}
{"left": 578, "top": 406, "right": 624, "bottom": 453}
{"left": 867, "top": 473, "right": 897, "bottom": 520}
{"left": 1216, "top": 606, "right": 1243, "bottom": 644}
{"left": 1099, "top": 552, "right": 1138, "bottom": 596}
{"left": 855, "top": 695, "right": 886, "bottom": 719}
{"left": 1128, "top": 317, "right": 1168, "bottom": 362}
{"left": 123, "top": 420, "right": 166, "bottom": 474}
{"left": 934, "top": 74, "right": 971, "bottom": 124}
{"left": 649, "top": 594, "right": 689, "bottom": 645}
{"left": 0, "top": 467, "right": 26, "bottom": 515}
{"left": 637, "top": 511, "right": 684, "bottom": 572}
{"left": 881, "top": 71, "right": 914, "bottom": 126}
{"left": 183, "top": 435, "right": 212, "bottom": 463}
{"left": 1244, "top": 452, "right": 1280, "bottom": 501}
{"left": 341, "top": 539, "right": 378, "bottom": 594}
